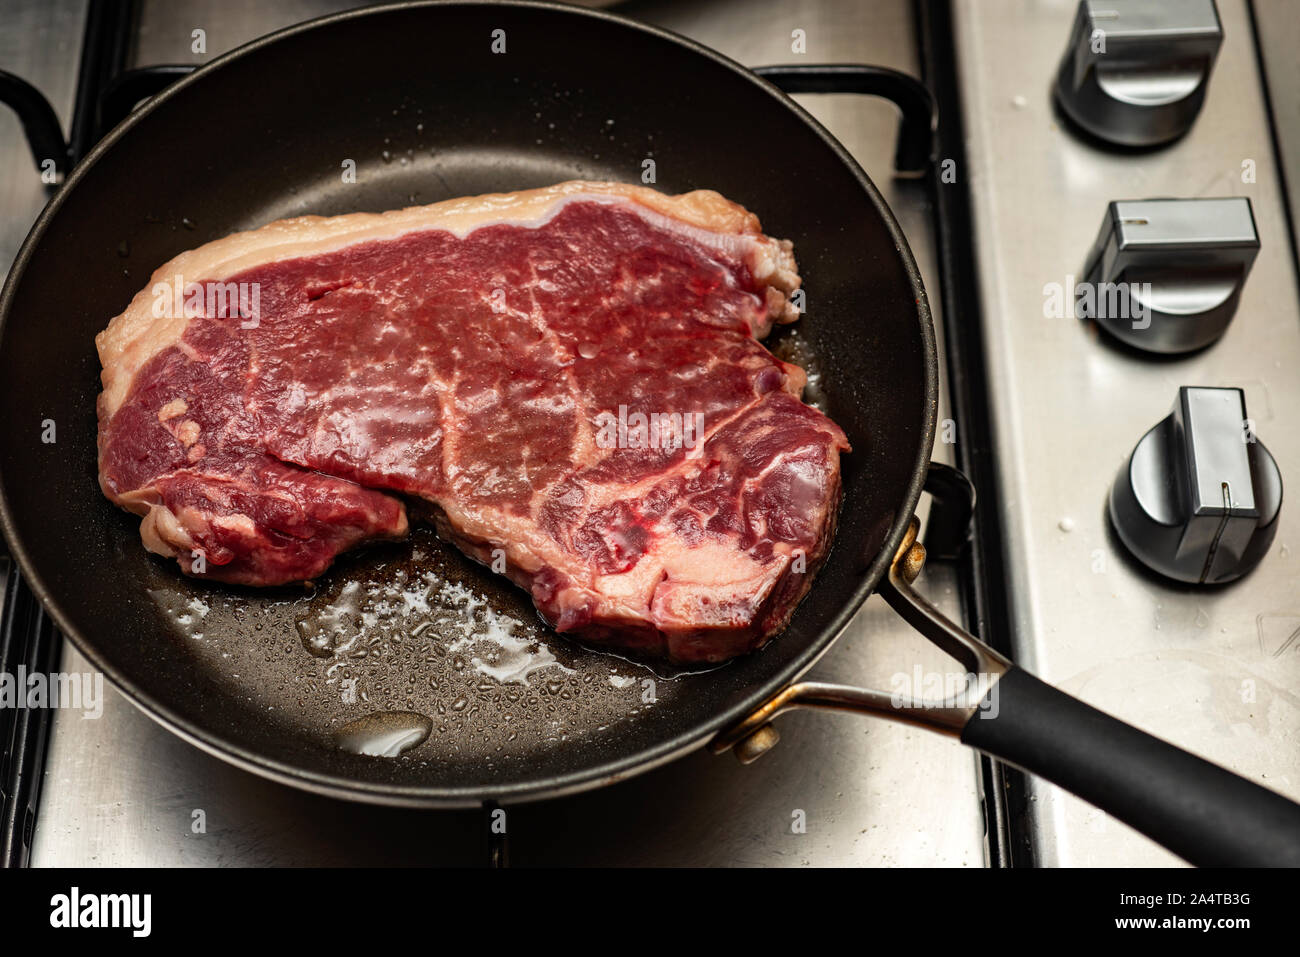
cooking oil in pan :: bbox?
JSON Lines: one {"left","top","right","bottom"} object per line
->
{"left": 145, "top": 527, "right": 676, "bottom": 773}
{"left": 335, "top": 711, "right": 433, "bottom": 757}
{"left": 769, "top": 326, "right": 828, "bottom": 412}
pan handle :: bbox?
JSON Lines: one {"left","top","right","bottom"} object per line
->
{"left": 713, "top": 516, "right": 1300, "bottom": 866}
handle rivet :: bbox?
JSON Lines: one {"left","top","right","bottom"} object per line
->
{"left": 734, "top": 723, "right": 781, "bottom": 764}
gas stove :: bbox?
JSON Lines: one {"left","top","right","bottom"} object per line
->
{"left": 0, "top": 0, "right": 1296, "bottom": 868}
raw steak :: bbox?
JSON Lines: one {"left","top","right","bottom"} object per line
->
{"left": 97, "top": 182, "right": 849, "bottom": 662}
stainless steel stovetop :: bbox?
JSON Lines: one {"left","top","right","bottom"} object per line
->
{"left": 3, "top": 0, "right": 1297, "bottom": 868}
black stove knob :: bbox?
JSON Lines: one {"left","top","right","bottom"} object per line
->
{"left": 1079, "top": 198, "right": 1258, "bottom": 354}
{"left": 1110, "top": 387, "right": 1282, "bottom": 584}
{"left": 1054, "top": 0, "right": 1222, "bottom": 148}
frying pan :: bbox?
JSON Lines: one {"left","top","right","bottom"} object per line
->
{"left": 2, "top": 0, "right": 1299, "bottom": 867}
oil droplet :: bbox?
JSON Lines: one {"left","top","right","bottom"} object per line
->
{"left": 336, "top": 711, "right": 432, "bottom": 757}
{"left": 295, "top": 580, "right": 362, "bottom": 658}
{"left": 578, "top": 342, "right": 601, "bottom": 359}
{"left": 1058, "top": 517, "right": 1075, "bottom": 532}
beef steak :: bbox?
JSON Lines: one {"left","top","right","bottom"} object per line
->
{"left": 97, "top": 182, "right": 849, "bottom": 662}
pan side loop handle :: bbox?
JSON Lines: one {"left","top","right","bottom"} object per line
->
{"left": 751, "top": 64, "right": 937, "bottom": 175}
{"left": 0, "top": 69, "right": 70, "bottom": 183}
{"left": 921, "top": 461, "right": 975, "bottom": 560}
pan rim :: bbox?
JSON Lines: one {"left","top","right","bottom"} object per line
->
{"left": 0, "top": 0, "right": 939, "bottom": 808}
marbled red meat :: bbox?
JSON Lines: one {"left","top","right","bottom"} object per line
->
{"left": 96, "top": 183, "right": 848, "bottom": 662}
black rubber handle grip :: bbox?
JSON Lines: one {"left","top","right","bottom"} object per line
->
{"left": 962, "top": 666, "right": 1300, "bottom": 866}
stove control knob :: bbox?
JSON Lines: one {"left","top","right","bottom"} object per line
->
{"left": 1110, "top": 387, "right": 1282, "bottom": 584}
{"left": 1079, "top": 198, "right": 1258, "bottom": 354}
{"left": 1054, "top": 0, "right": 1222, "bottom": 147}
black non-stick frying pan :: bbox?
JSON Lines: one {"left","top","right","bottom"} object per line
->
{"left": 2, "top": 1, "right": 1299, "bottom": 867}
